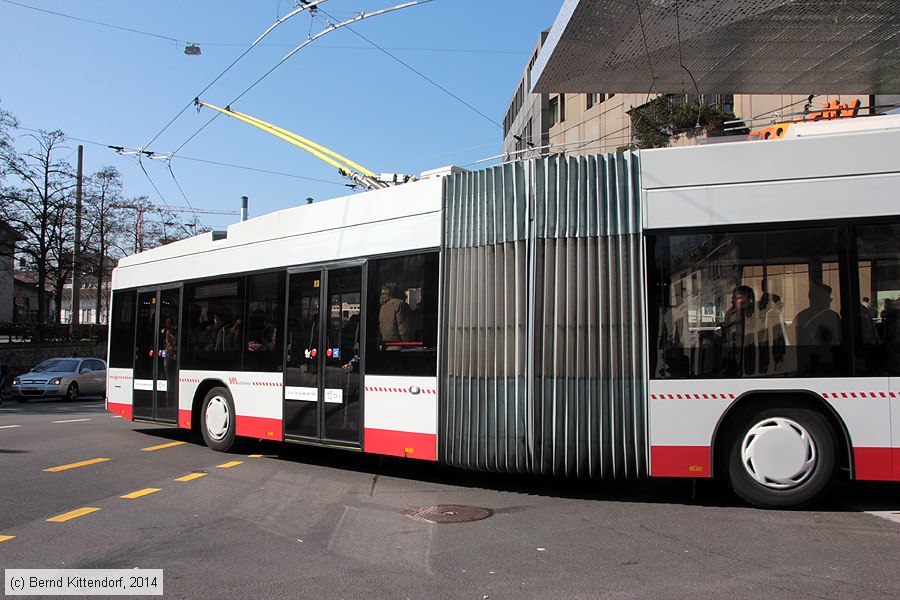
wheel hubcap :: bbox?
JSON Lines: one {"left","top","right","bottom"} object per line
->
{"left": 205, "top": 396, "right": 230, "bottom": 441}
{"left": 741, "top": 417, "right": 817, "bottom": 489}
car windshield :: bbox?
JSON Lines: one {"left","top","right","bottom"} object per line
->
{"left": 33, "top": 359, "right": 79, "bottom": 373}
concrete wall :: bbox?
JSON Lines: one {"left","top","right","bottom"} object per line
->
{"left": 1, "top": 342, "right": 107, "bottom": 376}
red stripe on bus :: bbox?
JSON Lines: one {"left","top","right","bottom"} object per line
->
{"left": 651, "top": 390, "right": 896, "bottom": 402}
{"left": 650, "top": 446, "right": 711, "bottom": 478}
{"left": 236, "top": 415, "right": 283, "bottom": 441}
{"left": 364, "top": 428, "right": 437, "bottom": 461}
{"left": 363, "top": 386, "right": 438, "bottom": 395}
{"left": 107, "top": 402, "right": 132, "bottom": 420}
{"left": 178, "top": 409, "right": 191, "bottom": 429}
{"left": 853, "top": 447, "right": 897, "bottom": 481}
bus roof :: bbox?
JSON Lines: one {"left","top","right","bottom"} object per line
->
{"left": 640, "top": 115, "right": 900, "bottom": 231}
{"left": 113, "top": 176, "right": 444, "bottom": 289}
{"left": 640, "top": 114, "right": 900, "bottom": 192}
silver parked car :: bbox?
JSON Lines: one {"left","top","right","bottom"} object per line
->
{"left": 10, "top": 358, "right": 107, "bottom": 402}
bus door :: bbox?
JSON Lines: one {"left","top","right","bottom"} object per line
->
{"left": 132, "top": 287, "right": 180, "bottom": 423}
{"left": 284, "top": 265, "right": 364, "bottom": 446}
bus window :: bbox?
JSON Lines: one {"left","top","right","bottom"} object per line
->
{"left": 108, "top": 290, "right": 136, "bottom": 368}
{"left": 243, "top": 272, "right": 285, "bottom": 373}
{"left": 181, "top": 278, "right": 245, "bottom": 372}
{"left": 855, "top": 223, "right": 900, "bottom": 376}
{"left": 366, "top": 252, "right": 439, "bottom": 376}
{"left": 649, "top": 227, "right": 848, "bottom": 379}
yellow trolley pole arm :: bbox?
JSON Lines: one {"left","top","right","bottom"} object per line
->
{"left": 196, "top": 100, "right": 372, "bottom": 177}
{"left": 214, "top": 104, "right": 376, "bottom": 178}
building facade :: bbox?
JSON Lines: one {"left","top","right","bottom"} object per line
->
{"left": 502, "top": 34, "right": 895, "bottom": 160}
{"left": 0, "top": 222, "right": 24, "bottom": 323}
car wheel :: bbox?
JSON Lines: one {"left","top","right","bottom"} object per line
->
{"left": 200, "top": 387, "right": 239, "bottom": 452}
{"left": 66, "top": 382, "right": 79, "bottom": 402}
{"left": 726, "top": 406, "right": 838, "bottom": 509}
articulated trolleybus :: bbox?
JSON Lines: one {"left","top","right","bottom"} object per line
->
{"left": 107, "top": 116, "right": 900, "bottom": 508}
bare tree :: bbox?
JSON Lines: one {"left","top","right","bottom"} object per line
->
{"left": 82, "top": 166, "right": 130, "bottom": 323}
{"left": 0, "top": 102, "right": 18, "bottom": 177}
{"left": 48, "top": 194, "right": 76, "bottom": 323}
{"left": 0, "top": 103, "right": 20, "bottom": 273}
{"left": 0, "top": 130, "right": 75, "bottom": 323}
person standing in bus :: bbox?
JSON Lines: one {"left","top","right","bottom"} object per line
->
{"left": 379, "top": 283, "right": 412, "bottom": 350}
{"left": 722, "top": 285, "right": 757, "bottom": 376}
{"left": 757, "top": 281, "right": 789, "bottom": 375}
{"left": 882, "top": 298, "right": 900, "bottom": 373}
{"left": 796, "top": 282, "right": 841, "bottom": 374}
{"left": 161, "top": 317, "right": 178, "bottom": 410}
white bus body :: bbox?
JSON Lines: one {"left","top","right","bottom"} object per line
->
{"left": 108, "top": 116, "right": 900, "bottom": 507}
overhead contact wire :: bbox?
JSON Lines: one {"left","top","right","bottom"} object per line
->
{"left": 317, "top": 5, "right": 501, "bottom": 129}
{"left": 145, "top": 0, "right": 331, "bottom": 152}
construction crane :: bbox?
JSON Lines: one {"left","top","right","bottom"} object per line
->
{"left": 111, "top": 202, "right": 239, "bottom": 253}
{"left": 195, "top": 100, "right": 415, "bottom": 191}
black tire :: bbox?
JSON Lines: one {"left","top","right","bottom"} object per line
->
{"left": 725, "top": 407, "right": 838, "bottom": 509}
{"left": 66, "top": 382, "right": 79, "bottom": 402}
{"left": 200, "top": 387, "right": 238, "bottom": 452}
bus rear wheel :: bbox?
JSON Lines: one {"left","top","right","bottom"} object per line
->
{"left": 201, "top": 387, "right": 238, "bottom": 452}
{"left": 726, "top": 406, "right": 838, "bottom": 509}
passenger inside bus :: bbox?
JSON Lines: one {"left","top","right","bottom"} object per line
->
{"left": 248, "top": 325, "right": 277, "bottom": 352}
{"left": 379, "top": 283, "right": 412, "bottom": 349}
{"left": 722, "top": 285, "right": 756, "bottom": 377}
{"left": 210, "top": 313, "right": 241, "bottom": 352}
{"left": 795, "top": 282, "right": 842, "bottom": 375}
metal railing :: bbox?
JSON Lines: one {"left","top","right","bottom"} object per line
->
{"left": 0, "top": 322, "right": 107, "bottom": 344}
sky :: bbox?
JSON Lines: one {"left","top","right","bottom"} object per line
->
{"left": 0, "top": 0, "right": 563, "bottom": 230}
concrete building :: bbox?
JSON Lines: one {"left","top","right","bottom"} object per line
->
{"left": 0, "top": 222, "right": 24, "bottom": 322}
{"left": 503, "top": 35, "right": 892, "bottom": 159}
{"left": 59, "top": 277, "right": 111, "bottom": 325}
{"left": 503, "top": 1, "right": 899, "bottom": 159}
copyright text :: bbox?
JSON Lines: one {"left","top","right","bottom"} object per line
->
{"left": 5, "top": 569, "right": 163, "bottom": 596}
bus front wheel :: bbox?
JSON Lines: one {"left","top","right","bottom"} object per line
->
{"left": 201, "top": 387, "right": 237, "bottom": 452}
{"left": 726, "top": 407, "right": 838, "bottom": 509}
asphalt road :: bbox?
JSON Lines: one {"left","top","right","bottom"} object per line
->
{"left": 1, "top": 397, "right": 898, "bottom": 599}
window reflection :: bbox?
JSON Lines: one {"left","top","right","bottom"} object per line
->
{"left": 650, "top": 228, "right": 850, "bottom": 378}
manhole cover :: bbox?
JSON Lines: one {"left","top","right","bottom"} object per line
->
{"left": 403, "top": 505, "right": 493, "bottom": 524}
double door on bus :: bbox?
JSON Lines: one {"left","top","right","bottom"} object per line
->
{"left": 284, "top": 265, "right": 363, "bottom": 446}
{"left": 133, "top": 287, "right": 180, "bottom": 423}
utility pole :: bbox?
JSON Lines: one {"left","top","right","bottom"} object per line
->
{"left": 71, "top": 145, "right": 83, "bottom": 327}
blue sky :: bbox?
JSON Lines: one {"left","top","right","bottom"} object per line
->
{"left": 0, "top": 0, "right": 562, "bottom": 229}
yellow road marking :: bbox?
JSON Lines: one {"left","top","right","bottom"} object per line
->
{"left": 141, "top": 441, "right": 186, "bottom": 452}
{"left": 217, "top": 461, "right": 243, "bottom": 468}
{"left": 248, "top": 454, "right": 263, "bottom": 458}
{"left": 44, "top": 458, "right": 110, "bottom": 472}
{"left": 0, "top": 535, "right": 15, "bottom": 543}
{"left": 47, "top": 507, "right": 101, "bottom": 522}
{"left": 120, "top": 488, "right": 161, "bottom": 499}
{"left": 175, "top": 472, "right": 206, "bottom": 482}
